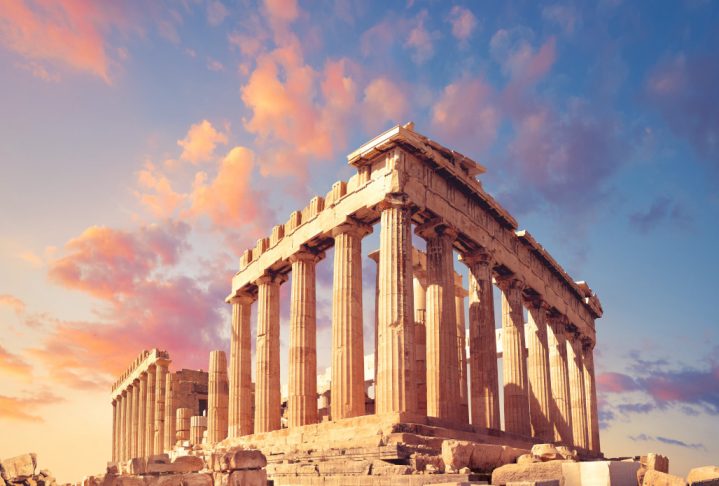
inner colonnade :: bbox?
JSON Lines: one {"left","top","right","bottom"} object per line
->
{"left": 224, "top": 124, "right": 603, "bottom": 454}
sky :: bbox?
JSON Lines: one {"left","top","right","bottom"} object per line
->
{"left": 0, "top": 0, "right": 718, "bottom": 481}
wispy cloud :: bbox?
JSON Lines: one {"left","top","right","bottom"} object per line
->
{"left": 630, "top": 433, "right": 706, "bottom": 451}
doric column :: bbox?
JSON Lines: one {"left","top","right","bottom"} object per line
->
{"left": 228, "top": 293, "right": 254, "bottom": 437}
{"left": 331, "top": 221, "right": 370, "bottom": 420}
{"left": 462, "top": 251, "right": 500, "bottom": 430}
{"left": 413, "top": 270, "right": 428, "bottom": 416}
{"left": 583, "top": 339, "right": 601, "bottom": 453}
{"left": 145, "top": 365, "right": 156, "bottom": 457}
{"left": 164, "top": 373, "right": 176, "bottom": 449}
{"left": 525, "top": 298, "right": 554, "bottom": 441}
{"left": 176, "top": 407, "right": 191, "bottom": 443}
{"left": 567, "top": 331, "right": 589, "bottom": 449}
{"left": 208, "top": 350, "right": 229, "bottom": 444}
{"left": 547, "top": 315, "right": 573, "bottom": 444}
{"left": 154, "top": 358, "right": 169, "bottom": 453}
{"left": 455, "top": 276, "right": 469, "bottom": 424}
{"left": 131, "top": 381, "right": 139, "bottom": 458}
{"left": 122, "top": 390, "right": 129, "bottom": 461}
{"left": 111, "top": 399, "right": 117, "bottom": 462}
{"left": 254, "top": 273, "right": 284, "bottom": 433}
{"left": 138, "top": 372, "right": 147, "bottom": 458}
{"left": 375, "top": 194, "right": 416, "bottom": 414}
{"left": 288, "top": 249, "right": 322, "bottom": 427}
{"left": 417, "top": 220, "right": 460, "bottom": 422}
{"left": 368, "top": 250, "right": 380, "bottom": 391}
{"left": 496, "top": 276, "right": 530, "bottom": 436}
{"left": 190, "top": 416, "right": 207, "bottom": 445}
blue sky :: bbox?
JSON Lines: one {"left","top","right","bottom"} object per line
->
{"left": 0, "top": 0, "right": 717, "bottom": 480}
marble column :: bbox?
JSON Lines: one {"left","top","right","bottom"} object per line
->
{"left": 368, "top": 250, "right": 380, "bottom": 392}
{"left": 228, "top": 293, "right": 254, "bottom": 437}
{"left": 145, "top": 365, "right": 156, "bottom": 457}
{"left": 567, "top": 332, "right": 589, "bottom": 449}
{"left": 208, "top": 350, "right": 229, "bottom": 444}
{"left": 413, "top": 271, "right": 428, "bottom": 416}
{"left": 547, "top": 315, "right": 573, "bottom": 445}
{"left": 418, "top": 221, "right": 460, "bottom": 422}
{"left": 525, "top": 298, "right": 554, "bottom": 441}
{"left": 176, "top": 408, "right": 191, "bottom": 442}
{"left": 497, "top": 276, "right": 530, "bottom": 436}
{"left": 455, "top": 277, "right": 469, "bottom": 424}
{"left": 331, "top": 221, "right": 370, "bottom": 420}
{"left": 462, "top": 251, "right": 501, "bottom": 430}
{"left": 164, "top": 373, "right": 176, "bottom": 449}
{"left": 131, "top": 381, "right": 139, "bottom": 458}
{"left": 583, "top": 339, "right": 601, "bottom": 453}
{"left": 154, "top": 359, "right": 169, "bottom": 453}
{"left": 375, "top": 194, "right": 416, "bottom": 414}
{"left": 288, "top": 250, "right": 322, "bottom": 427}
{"left": 254, "top": 273, "right": 284, "bottom": 433}
{"left": 138, "top": 372, "right": 147, "bottom": 458}
{"left": 111, "top": 399, "right": 117, "bottom": 462}
{"left": 190, "top": 416, "right": 207, "bottom": 446}
{"left": 122, "top": 390, "right": 129, "bottom": 461}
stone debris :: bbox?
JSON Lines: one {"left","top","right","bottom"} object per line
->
{"left": 442, "top": 440, "right": 529, "bottom": 474}
{"left": 491, "top": 461, "right": 566, "bottom": 486}
{"left": 0, "top": 454, "right": 55, "bottom": 486}
{"left": 642, "top": 469, "right": 687, "bottom": 486}
{"left": 687, "top": 466, "right": 719, "bottom": 485}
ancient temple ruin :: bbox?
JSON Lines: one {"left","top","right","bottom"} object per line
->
{"left": 110, "top": 123, "right": 603, "bottom": 483}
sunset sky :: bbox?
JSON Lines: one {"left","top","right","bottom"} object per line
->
{"left": 1, "top": 0, "right": 718, "bottom": 481}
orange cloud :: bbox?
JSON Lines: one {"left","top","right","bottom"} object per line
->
{"left": 0, "top": 389, "right": 64, "bottom": 422}
{"left": 362, "top": 77, "right": 409, "bottom": 132}
{"left": 135, "top": 163, "right": 186, "bottom": 218}
{"left": 190, "top": 146, "right": 264, "bottom": 228}
{"left": 0, "top": 0, "right": 126, "bottom": 83}
{"left": 0, "top": 344, "right": 32, "bottom": 377}
{"left": 0, "top": 294, "right": 26, "bottom": 315}
{"left": 178, "top": 120, "right": 229, "bottom": 164}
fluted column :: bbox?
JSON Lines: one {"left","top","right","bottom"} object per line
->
{"left": 497, "top": 276, "right": 530, "bottom": 436}
{"left": 254, "top": 273, "right": 284, "bottom": 433}
{"left": 288, "top": 249, "right": 322, "bottom": 427}
{"left": 228, "top": 293, "right": 254, "bottom": 437}
{"left": 154, "top": 359, "right": 169, "bottom": 453}
{"left": 368, "top": 250, "right": 380, "bottom": 391}
{"left": 138, "top": 372, "right": 148, "bottom": 457}
{"left": 111, "top": 399, "right": 117, "bottom": 462}
{"left": 164, "top": 373, "right": 176, "bottom": 449}
{"left": 208, "top": 350, "right": 229, "bottom": 444}
{"left": 331, "top": 221, "right": 370, "bottom": 420}
{"left": 131, "top": 381, "right": 139, "bottom": 457}
{"left": 145, "top": 366, "right": 156, "bottom": 457}
{"left": 583, "top": 339, "right": 601, "bottom": 453}
{"left": 567, "top": 331, "right": 589, "bottom": 449}
{"left": 547, "top": 315, "right": 573, "bottom": 444}
{"left": 462, "top": 251, "right": 500, "bottom": 430}
{"left": 525, "top": 298, "right": 553, "bottom": 441}
{"left": 376, "top": 194, "right": 416, "bottom": 414}
{"left": 122, "top": 390, "right": 129, "bottom": 461}
{"left": 413, "top": 271, "right": 428, "bottom": 416}
{"left": 455, "top": 277, "right": 469, "bottom": 424}
{"left": 417, "top": 220, "right": 460, "bottom": 422}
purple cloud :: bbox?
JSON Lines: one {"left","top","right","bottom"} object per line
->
{"left": 630, "top": 433, "right": 706, "bottom": 451}
{"left": 629, "top": 196, "right": 693, "bottom": 234}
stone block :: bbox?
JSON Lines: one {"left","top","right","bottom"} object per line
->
{"left": 555, "top": 447, "right": 577, "bottom": 461}
{"left": 517, "top": 454, "right": 540, "bottom": 466}
{"left": 370, "top": 460, "right": 411, "bottom": 476}
{"left": 168, "top": 456, "right": 204, "bottom": 473}
{"left": 146, "top": 455, "right": 170, "bottom": 466}
{"left": 469, "top": 444, "right": 504, "bottom": 472}
{"left": 103, "top": 476, "right": 145, "bottom": 486}
{"left": 492, "top": 461, "right": 565, "bottom": 486}
{"left": 128, "top": 459, "right": 146, "bottom": 476}
{"left": 646, "top": 454, "right": 670, "bottom": 473}
{"left": 562, "top": 460, "right": 641, "bottom": 486}
{"left": 506, "top": 482, "right": 559, "bottom": 486}
{"left": 214, "top": 449, "right": 266, "bottom": 472}
{"left": 688, "top": 467, "right": 719, "bottom": 485}
{"left": 531, "top": 444, "right": 560, "bottom": 462}
{"left": 317, "top": 460, "right": 370, "bottom": 476}
{"left": 442, "top": 440, "right": 474, "bottom": 472}
{"left": 411, "top": 453, "right": 444, "bottom": 473}
{"left": 1, "top": 454, "right": 37, "bottom": 479}
{"left": 153, "top": 474, "right": 211, "bottom": 486}
{"left": 227, "top": 470, "right": 266, "bottom": 486}
{"left": 105, "top": 464, "right": 118, "bottom": 476}
{"left": 643, "top": 470, "right": 687, "bottom": 486}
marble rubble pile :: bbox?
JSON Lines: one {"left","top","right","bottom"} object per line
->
{"left": 0, "top": 454, "right": 56, "bottom": 486}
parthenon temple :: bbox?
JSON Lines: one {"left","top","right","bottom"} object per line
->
{"left": 110, "top": 123, "right": 604, "bottom": 483}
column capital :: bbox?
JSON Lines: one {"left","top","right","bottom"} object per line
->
{"left": 288, "top": 247, "right": 325, "bottom": 264}
{"left": 523, "top": 294, "right": 550, "bottom": 312}
{"left": 331, "top": 219, "right": 373, "bottom": 239}
{"left": 415, "top": 218, "right": 458, "bottom": 241}
{"left": 377, "top": 192, "right": 412, "bottom": 211}
{"left": 254, "top": 272, "right": 288, "bottom": 287}
{"left": 581, "top": 336, "right": 595, "bottom": 351}
{"left": 229, "top": 292, "right": 254, "bottom": 305}
{"left": 155, "top": 357, "right": 171, "bottom": 368}
{"left": 495, "top": 274, "right": 525, "bottom": 293}
{"left": 459, "top": 248, "right": 495, "bottom": 267}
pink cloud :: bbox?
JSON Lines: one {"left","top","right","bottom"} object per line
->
{"left": 448, "top": 6, "right": 477, "bottom": 42}
{"left": 206, "top": 1, "right": 228, "bottom": 26}
{"left": 0, "top": 0, "right": 129, "bottom": 83}
{"left": 405, "top": 10, "right": 438, "bottom": 64}
{"left": 47, "top": 221, "right": 190, "bottom": 299}
{"left": 431, "top": 77, "right": 499, "bottom": 153}
{"left": 177, "top": 120, "right": 229, "bottom": 164}
{"left": 490, "top": 28, "right": 556, "bottom": 87}
{"left": 597, "top": 371, "right": 639, "bottom": 393}
{"left": 135, "top": 163, "right": 186, "bottom": 218}
{"left": 0, "top": 294, "right": 26, "bottom": 315}
{"left": 0, "top": 389, "right": 64, "bottom": 422}
{"left": 362, "top": 77, "right": 409, "bottom": 132}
